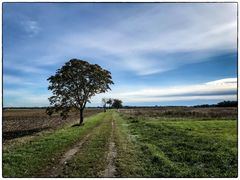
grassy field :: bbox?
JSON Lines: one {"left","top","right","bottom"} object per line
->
{"left": 121, "top": 115, "right": 237, "bottom": 177}
{"left": 2, "top": 108, "right": 238, "bottom": 177}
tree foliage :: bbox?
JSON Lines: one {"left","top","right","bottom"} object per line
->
{"left": 217, "top": 101, "right": 237, "bottom": 107}
{"left": 46, "top": 59, "right": 114, "bottom": 124}
{"left": 102, "top": 98, "right": 123, "bottom": 111}
{"left": 112, "top": 99, "right": 123, "bottom": 109}
{"left": 106, "top": 98, "right": 113, "bottom": 108}
{"left": 194, "top": 101, "right": 237, "bottom": 108}
{"left": 102, "top": 98, "right": 113, "bottom": 112}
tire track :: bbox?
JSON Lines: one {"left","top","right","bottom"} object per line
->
{"left": 103, "top": 117, "right": 117, "bottom": 177}
{"left": 48, "top": 133, "right": 91, "bottom": 177}
{"left": 39, "top": 120, "right": 104, "bottom": 177}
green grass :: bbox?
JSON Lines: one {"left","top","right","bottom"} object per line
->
{"left": 3, "top": 112, "right": 106, "bottom": 177}
{"left": 3, "top": 110, "right": 238, "bottom": 178}
{"left": 123, "top": 115, "right": 237, "bottom": 177}
{"left": 113, "top": 112, "right": 147, "bottom": 177}
{"left": 60, "top": 111, "right": 113, "bottom": 177}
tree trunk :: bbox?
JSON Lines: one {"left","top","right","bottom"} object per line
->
{"left": 80, "top": 109, "right": 84, "bottom": 125}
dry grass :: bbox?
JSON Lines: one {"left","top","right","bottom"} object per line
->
{"left": 119, "top": 107, "right": 237, "bottom": 120}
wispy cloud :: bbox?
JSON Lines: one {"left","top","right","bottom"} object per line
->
{"left": 4, "top": 75, "right": 34, "bottom": 85}
{"left": 205, "top": 78, "right": 236, "bottom": 85}
{"left": 54, "top": 3, "right": 237, "bottom": 75}
{"left": 4, "top": 4, "right": 237, "bottom": 76}
{"left": 21, "top": 20, "right": 40, "bottom": 37}
{"left": 4, "top": 89, "right": 50, "bottom": 107}
{"left": 3, "top": 74, "right": 48, "bottom": 90}
{"left": 91, "top": 78, "right": 237, "bottom": 104}
{"left": 3, "top": 77, "right": 237, "bottom": 107}
{"left": 4, "top": 60, "right": 49, "bottom": 74}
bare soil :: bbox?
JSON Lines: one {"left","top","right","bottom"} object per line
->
{"left": 3, "top": 108, "right": 102, "bottom": 142}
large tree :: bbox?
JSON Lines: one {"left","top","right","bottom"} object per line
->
{"left": 46, "top": 59, "right": 114, "bottom": 125}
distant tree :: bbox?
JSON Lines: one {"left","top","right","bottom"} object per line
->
{"left": 217, "top": 101, "right": 237, "bottom": 107}
{"left": 46, "top": 59, "right": 114, "bottom": 125}
{"left": 102, "top": 98, "right": 113, "bottom": 111}
{"left": 102, "top": 98, "right": 108, "bottom": 112}
{"left": 112, "top": 99, "right": 123, "bottom": 109}
{"left": 106, "top": 98, "right": 113, "bottom": 109}
{"left": 193, "top": 101, "right": 237, "bottom": 108}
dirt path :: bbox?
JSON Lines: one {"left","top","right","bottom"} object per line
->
{"left": 60, "top": 133, "right": 91, "bottom": 165}
{"left": 50, "top": 134, "right": 92, "bottom": 177}
{"left": 40, "top": 123, "right": 102, "bottom": 178}
{"left": 44, "top": 133, "right": 91, "bottom": 177}
{"left": 103, "top": 118, "right": 117, "bottom": 177}
{"left": 39, "top": 113, "right": 117, "bottom": 178}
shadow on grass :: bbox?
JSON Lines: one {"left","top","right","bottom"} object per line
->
{"left": 71, "top": 123, "right": 85, "bottom": 127}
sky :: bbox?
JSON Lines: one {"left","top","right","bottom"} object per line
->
{"left": 3, "top": 2, "right": 237, "bottom": 107}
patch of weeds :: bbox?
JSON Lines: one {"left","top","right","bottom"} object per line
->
{"left": 130, "top": 119, "right": 139, "bottom": 123}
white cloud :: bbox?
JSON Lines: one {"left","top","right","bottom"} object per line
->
{"left": 4, "top": 75, "right": 34, "bottom": 85}
{"left": 22, "top": 20, "right": 40, "bottom": 36}
{"left": 205, "top": 78, "right": 237, "bottom": 85}
{"left": 90, "top": 77, "right": 237, "bottom": 105}
{"left": 4, "top": 89, "right": 50, "bottom": 107}
{"left": 120, "top": 95, "right": 236, "bottom": 103}
{"left": 3, "top": 77, "right": 237, "bottom": 107}
{"left": 122, "top": 78, "right": 237, "bottom": 97}
{"left": 4, "top": 60, "right": 49, "bottom": 74}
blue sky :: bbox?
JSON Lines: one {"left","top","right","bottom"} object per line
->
{"left": 3, "top": 3, "right": 237, "bottom": 107}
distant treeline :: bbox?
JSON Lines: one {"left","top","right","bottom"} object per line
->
{"left": 3, "top": 101, "right": 237, "bottom": 110}
{"left": 193, "top": 101, "right": 238, "bottom": 108}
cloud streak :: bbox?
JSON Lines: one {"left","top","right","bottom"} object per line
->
{"left": 91, "top": 78, "right": 237, "bottom": 104}
{"left": 21, "top": 20, "right": 40, "bottom": 36}
{"left": 52, "top": 3, "right": 237, "bottom": 75}
{"left": 3, "top": 75, "right": 34, "bottom": 85}
{"left": 4, "top": 89, "right": 50, "bottom": 107}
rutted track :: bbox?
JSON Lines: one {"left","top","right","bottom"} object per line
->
{"left": 39, "top": 111, "right": 118, "bottom": 178}
{"left": 3, "top": 111, "right": 132, "bottom": 178}
{"left": 41, "top": 120, "right": 104, "bottom": 177}
{"left": 47, "top": 132, "right": 91, "bottom": 177}
{"left": 103, "top": 118, "right": 117, "bottom": 177}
